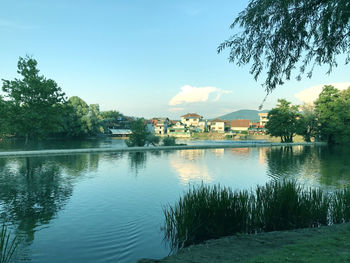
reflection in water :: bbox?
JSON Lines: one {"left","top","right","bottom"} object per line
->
{"left": 0, "top": 153, "right": 102, "bottom": 259}
{"left": 0, "top": 158, "right": 73, "bottom": 248}
{"left": 231, "top": 148, "right": 250, "bottom": 156}
{"left": 170, "top": 150, "right": 212, "bottom": 184}
{"left": 258, "top": 148, "right": 267, "bottom": 166}
{"left": 211, "top": 149, "right": 224, "bottom": 157}
{"left": 265, "top": 146, "right": 350, "bottom": 188}
{"left": 180, "top": 149, "right": 205, "bottom": 161}
{"left": 128, "top": 152, "right": 147, "bottom": 175}
{"left": 169, "top": 159, "right": 212, "bottom": 184}
{"left": 318, "top": 146, "right": 350, "bottom": 187}
{"left": 266, "top": 146, "right": 308, "bottom": 180}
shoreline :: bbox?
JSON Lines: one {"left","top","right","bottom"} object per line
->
{"left": 0, "top": 142, "right": 326, "bottom": 157}
{"left": 138, "top": 222, "right": 350, "bottom": 263}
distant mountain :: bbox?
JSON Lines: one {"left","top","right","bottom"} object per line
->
{"left": 215, "top": 109, "right": 269, "bottom": 122}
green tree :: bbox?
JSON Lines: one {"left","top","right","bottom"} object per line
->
{"left": 266, "top": 99, "right": 299, "bottom": 143}
{"left": 64, "top": 97, "right": 103, "bottom": 137}
{"left": 1, "top": 56, "right": 66, "bottom": 143}
{"left": 125, "top": 119, "right": 149, "bottom": 147}
{"left": 100, "top": 110, "right": 121, "bottom": 120}
{"left": 296, "top": 104, "right": 318, "bottom": 142}
{"left": 218, "top": 0, "right": 350, "bottom": 92}
{"left": 64, "top": 96, "right": 90, "bottom": 137}
{"left": 315, "top": 85, "right": 350, "bottom": 143}
{"left": 0, "top": 96, "right": 9, "bottom": 137}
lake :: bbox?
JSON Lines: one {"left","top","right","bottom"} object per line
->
{"left": 0, "top": 144, "right": 350, "bottom": 262}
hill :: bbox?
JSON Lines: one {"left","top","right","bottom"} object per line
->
{"left": 215, "top": 109, "right": 269, "bottom": 122}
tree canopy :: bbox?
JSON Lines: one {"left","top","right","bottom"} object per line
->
{"left": 1, "top": 56, "right": 67, "bottom": 142}
{"left": 266, "top": 99, "right": 300, "bottom": 143}
{"left": 314, "top": 85, "right": 350, "bottom": 143}
{"left": 218, "top": 0, "right": 350, "bottom": 93}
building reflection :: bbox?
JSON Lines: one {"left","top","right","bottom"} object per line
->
{"left": 179, "top": 149, "right": 205, "bottom": 161}
{"left": 211, "top": 148, "right": 224, "bottom": 157}
{"left": 258, "top": 147, "right": 267, "bottom": 166}
{"left": 230, "top": 147, "right": 250, "bottom": 156}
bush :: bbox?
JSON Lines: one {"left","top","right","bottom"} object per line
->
{"left": 162, "top": 136, "right": 176, "bottom": 146}
{"left": 146, "top": 134, "right": 160, "bottom": 146}
{"left": 163, "top": 180, "right": 349, "bottom": 250}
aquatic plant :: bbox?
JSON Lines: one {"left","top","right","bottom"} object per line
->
{"left": 0, "top": 224, "right": 19, "bottom": 263}
{"left": 331, "top": 188, "right": 350, "bottom": 224}
{"left": 163, "top": 180, "right": 348, "bottom": 250}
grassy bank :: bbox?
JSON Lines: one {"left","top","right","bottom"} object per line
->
{"left": 162, "top": 181, "right": 350, "bottom": 250}
{"left": 139, "top": 222, "right": 350, "bottom": 263}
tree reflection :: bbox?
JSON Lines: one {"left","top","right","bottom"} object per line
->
{"left": 265, "top": 146, "right": 309, "bottom": 180}
{"left": 318, "top": 146, "right": 350, "bottom": 187}
{"left": 0, "top": 157, "right": 74, "bottom": 243}
{"left": 128, "top": 152, "right": 147, "bottom": 175}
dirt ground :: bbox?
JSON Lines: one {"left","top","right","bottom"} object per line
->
{"left": 137, "top": 223, "right": 350, "bottom": 263}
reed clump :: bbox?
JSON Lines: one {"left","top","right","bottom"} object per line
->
{"left": 0, "top": 224, "right": 19, "bottom": 263}
{"left": 163, "top": 180, "right": 350, "bottom": 250}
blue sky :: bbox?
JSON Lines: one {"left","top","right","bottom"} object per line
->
{"left": 1, "top": 0, "right": 349, "bottom": 119}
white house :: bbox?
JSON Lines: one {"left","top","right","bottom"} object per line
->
{"left": 181, "top": 113, "right": 203, "bottom": 127}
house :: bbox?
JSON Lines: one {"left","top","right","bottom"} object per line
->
{"left": 167, "top": 122, "right": 191, "bottom": 137}
{"left": 148, "top": 118, "right": 170, "bottom": 135}
{"left": 230, "top": 119, "right": 250, "bottom": 132}
{"left": 258, "top": 112, "right": 269, "bottom": 127}
{"left": 197, "top": 119, "right": 209, "bottom": 132}
{"left": 181, "top": 113, "right": 203, "bottom": 127}
{"left": 109, "top": 128, "right": 132, "bottom": 138}
{"left": 210, "top": 119, "right": 226, "bottom": 133}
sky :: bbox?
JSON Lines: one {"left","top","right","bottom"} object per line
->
{"left": 1, "top": 0, "right": 349, "bottom": 119}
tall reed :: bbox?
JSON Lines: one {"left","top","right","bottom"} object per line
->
{"left": 0, "top": 224, "right": 19, "bottom": 263}
{"left": 163, "top": 180, "right": 348, "bottom": 250}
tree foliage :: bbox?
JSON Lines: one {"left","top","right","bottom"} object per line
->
{"left": 296, "top": 104, "right": 318, "bottom": 142}
{"left": 315, "top": 85, "right": 350, "bottom": 143}
{"left": 218, "top": 0, "right": 350, "bottom": 92}
{"left": 266, "top": 99, "right": 299, "bottom": 143}
{"left": 64, "top": 96, "right": 104, "bottom": 137}
{"left": 125, "top": 119, "right": 149, "bottom": 147}
{"left": 1, "top": 56, "right": 66, "bottom": 142}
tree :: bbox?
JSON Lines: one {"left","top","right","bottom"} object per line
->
{"left": 125, "top": 119, "right": 149, "bottom": 147}
{"left": 1, "top": 56, "right": 66, "bottom": 143}
{"left": 266, "top": 99, "right": 299, "bottom": 143}
{"left": 64, "top": 96, "right": 103, "bottom": 137}
{"left": 218, "top": 0, "right": 350, "bottom": 93}
{"left": 0, "top": 96, "right": 9, "bottom": 137}
{"left": 296, "top": 104, "right": 318, "bottom": 142}
{"left": 314, "top": 85, "right": 350, "bottom": 143}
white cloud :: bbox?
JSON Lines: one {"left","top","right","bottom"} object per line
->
{"left": 169, "top": 85, "right": 231, "bottom": 106}
{"left": 295, "top": 82, "right": 350, "bottom": 104}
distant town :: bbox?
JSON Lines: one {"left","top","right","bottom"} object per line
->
{"left": 109, "top": 112, "right": 269, "bottom": 138}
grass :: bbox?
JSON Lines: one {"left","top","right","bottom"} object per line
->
{"left": 0, "top": 225, "right": 19, "bottom": 263}
{"left": 163, "top": 180, "right": 350, "bottom": 251}
{"left": 247, "top": 227, "right": 350, "bottom": 262}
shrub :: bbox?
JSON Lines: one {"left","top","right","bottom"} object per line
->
{"left": 162, "top": 136, "right": 176, "bottom": 146}
{"left": 163, "top": 180, "right": 345, "bottom": 251}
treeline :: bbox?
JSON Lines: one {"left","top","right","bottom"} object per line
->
{"left": 266, "top": 85, "right": 350, "bottom": 144}
{"left": 0, "top": 56, "right": 127, "bottom": 143}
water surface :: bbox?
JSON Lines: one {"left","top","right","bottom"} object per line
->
{"left": 0, "top": 145, "right": 349, "bottom": 262}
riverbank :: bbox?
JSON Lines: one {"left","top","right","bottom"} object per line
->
{"left": 0, "top": 142, "right": 326, "bottom": 157}
{"left": 138, "top": 222, "right": 350, "bottom": 263}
